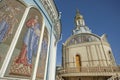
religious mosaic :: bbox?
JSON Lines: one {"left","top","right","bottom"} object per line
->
{"left": 0, "top": 0, "right": 25, "bottom": 70}
{"left": 36, "top": 28, "right": 48, "bottom": 79}
{"left": 67, "top": 34, "right": 100, "bottom": 46}
{"left": 4, "top": 8, "right": 43, "bottom": 79}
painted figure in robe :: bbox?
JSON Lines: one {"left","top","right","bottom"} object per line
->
{"left": 16, "top": 16, "right": 40, "bottom": 68}
{"left": 37, "top": 36, "right": 48, "bottom": 78}
{"left": 0, "top": 4, "right": 19, "bottom": 42}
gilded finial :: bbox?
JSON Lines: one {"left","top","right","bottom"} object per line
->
{"left": 75, "top": 9, "right": 83, "bottom": 20}
{"left": 76, "top": 9, "right": 80, "bottom": 14}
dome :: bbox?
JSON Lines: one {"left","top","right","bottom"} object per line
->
{"left": 65, "top": 33, "right": 100, "bottom": 46}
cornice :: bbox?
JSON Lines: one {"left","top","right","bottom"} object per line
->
{"left": 40, "top": 0, "right": 61, "bottom": 41}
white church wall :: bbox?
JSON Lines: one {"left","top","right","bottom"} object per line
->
{"left": 90, "top": 45, "right": 99, "bottom": 66}
{"left": 65, "top": 41, "right": 114, "bottom": 68}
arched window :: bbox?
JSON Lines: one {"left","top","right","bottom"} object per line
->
{"left": 76, "top": 55, "right": 81, "bottom": 71}
{"left": 108, "top": 50, "right": 112, "bottom": 59}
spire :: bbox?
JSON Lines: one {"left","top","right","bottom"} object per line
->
{"left": 74, "top": 9, "right": 85, "bottom": 27}
{"left": 75, "top": 9, "right": 83, "bottom": 20}
{"left": 73, "top": 9, "right": 91, "bottom": 35}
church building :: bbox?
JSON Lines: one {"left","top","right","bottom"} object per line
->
{"left": 0, "top": 0, "right": 61, "bottom": 80}
{"left": 56, "top": 10, "right": 120, "bottom": 80}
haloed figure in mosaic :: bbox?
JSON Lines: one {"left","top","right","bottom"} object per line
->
{"left": 0, "top": 5, "right": 18, "bottom": 42}
{"left": 16, "top": 16, "right": 40, "bottom": 68}
{"left": 37, "top": 33, "right": 48, "bottom": 78}
{"left": 40, "top": 36, "right": 48, "bottom": 67}
{"left": 0, "top": 13, "right": 9, "bottom": 42}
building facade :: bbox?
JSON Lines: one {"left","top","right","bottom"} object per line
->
{"left": 0, "top": 0, "right": 61, "bottom": 80}
{"left": 57, "top": 10, "right": 120, "bottom": 80}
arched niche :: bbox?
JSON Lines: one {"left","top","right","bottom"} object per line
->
{"left": 4, "top": 7, "right": 44, "bottom": 79}
{"left": 0, "top": 0, "right": 26, "bottom": 70}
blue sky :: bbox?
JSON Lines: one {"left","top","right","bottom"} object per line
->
{"left": 55, "top": 0, "right": 120, "bottom": 65}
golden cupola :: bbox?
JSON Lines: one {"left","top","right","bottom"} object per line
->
{"left": 73, "top": 10, "right": 91, "bottom": 34}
